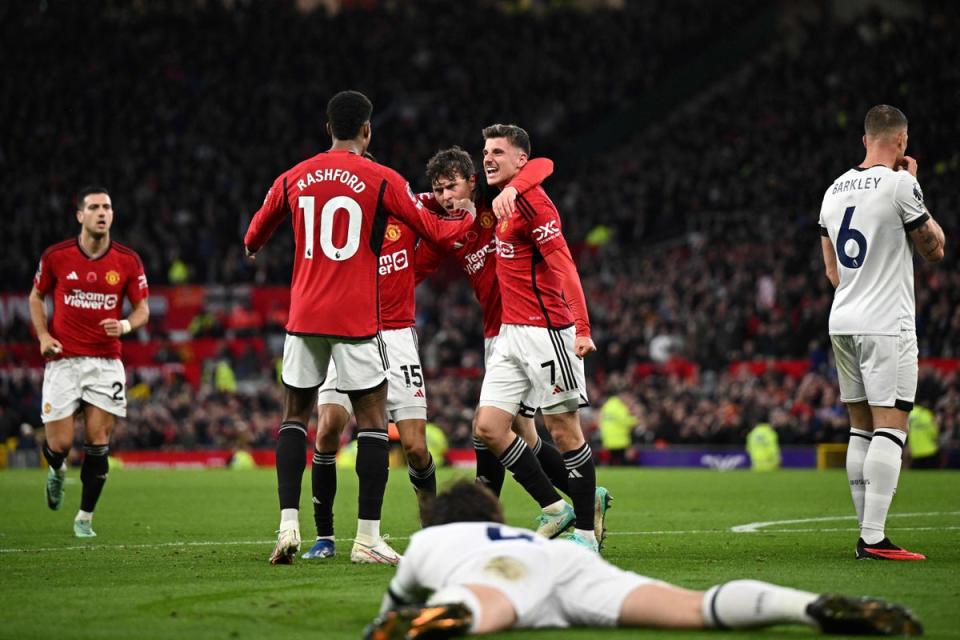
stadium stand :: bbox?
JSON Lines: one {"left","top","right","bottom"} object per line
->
{"left": 1, "top": 0, "right": 957, "bottom": 462}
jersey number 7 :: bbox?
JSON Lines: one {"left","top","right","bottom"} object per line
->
{"left": 836, "top": 206, "right": 868, "bottom": 269}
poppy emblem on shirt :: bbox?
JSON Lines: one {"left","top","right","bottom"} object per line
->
{"left": 385, "top": 224, "right": 402, "bottom": 242}
{"left": 86, "top": 272, "right": 97, "bottom": 283}
{"left": 480, "top": 212, "right": 495, "bottom": 229}
{"left": 105, "top": 270, "right": 121, "bottom": 286}
{"left": 499, "top": 218, "right": 509, "bottom": 233}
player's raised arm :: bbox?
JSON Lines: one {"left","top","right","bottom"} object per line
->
{"left": 894, "top": 159, "right": 945, "bottom": 262}
{"left": 909, "top": 217, "right": 945, "bottom": 262}
{"left": 244, "top": 177, "right": 290, "bottom": 257}
{"left": 492, "top": 157, "right": 554, "bottom": 219}
{"left": 384, "top": 173, "right": 475, "bottom": 249}
{"left": 414, "top": 240, "right": 444, "bottom": 285}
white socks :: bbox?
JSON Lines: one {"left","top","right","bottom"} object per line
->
{"left": 280, "top": 508, "right": 299, "bottom": 531}
{"left": 357, "top": 518, "right": 381, "bottom": 544}
{"left": 861, "top": 428, "right": 906, "bottom": 544}
{"left": 702, "top": 580, "right": 817, "bottom": 629}
{"left": 75, "top": 510, "right": 93, "bottom": 522}
{"left": 542, "top": 500, "right": 567, "bottom": 515}
{"left": 846, "top": 428, "right": 872, "bottom": 525}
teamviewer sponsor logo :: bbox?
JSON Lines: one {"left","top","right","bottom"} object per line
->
{"left": 63, "top": 289, "right": 119, "bottom": 310}
{"left": 496, "top": 238, "right": 515, "bottom": 259}
{"left": 464, "top": 241, "right": 497, "bottom": 274}
{"left": 379, "top": 249, "right": 409, "bottom": 275}
{"left": 532, "top": 221, "right": 560, "bottom": 245}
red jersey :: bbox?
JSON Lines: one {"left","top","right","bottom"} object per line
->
{"left": 494, "top": 187, "right": 574, "bottom": 329}
{"left": 378, "top": 206, "right": 470, "bottom": 330}
{"left": 414, "top": 159, "right": 554, "bottom": 338}
{"left": 33, "top": 239, "right": 149, "bottom": 360}
{"left": 244, "top": 150, "right": 473, "bottom": 338}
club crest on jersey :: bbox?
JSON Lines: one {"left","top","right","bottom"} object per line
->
{"left": 385, "top": 224, "right": 402, "bottom": 242}
{"left": 43, "top": 403, "right": 52, "bottom": 414}
{"left": 105, "top": 270, "right": 121, "bottom": 286}
{"left": 480, "top": 212, "right": 495, "bottom": 229}
{"left": 86, "top": 272, "right": 97, "bottom": 283}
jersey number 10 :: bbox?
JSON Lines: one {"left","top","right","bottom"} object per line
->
{"left": 299, "top": 196, "right": 362, "bottom": 261}
{"left": 837, "top": 206, "right": 868, "bottom": 269}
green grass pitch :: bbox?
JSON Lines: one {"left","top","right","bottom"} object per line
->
{"left": 1, "top": 466, "right": 958, "bottom": 639}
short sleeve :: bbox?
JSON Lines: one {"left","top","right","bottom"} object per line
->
{"left": 517, "top": 193, "right": 568, "bottom": 258}
{"left": 894, "top": 174, "right": 929, "bottom": 231}
{"left": 125, "top": 253, "right": 149, "bottom": 304}
{"left": 34, "top": 254, "right": 54, "bottom": 294}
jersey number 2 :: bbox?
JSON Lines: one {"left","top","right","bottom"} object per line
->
{"left": 299, "top": 196, "right": 362, "bottom": 261}
{"left": 836, "top": 206, "right": 868, "bottom": 269}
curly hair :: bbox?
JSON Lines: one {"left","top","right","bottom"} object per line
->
{"left": 422, "top": 479, "right": 504, "bottom": 527}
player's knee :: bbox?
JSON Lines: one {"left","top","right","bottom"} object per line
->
{"left": 403, "top": 440, "right": 429, "bottom": 467}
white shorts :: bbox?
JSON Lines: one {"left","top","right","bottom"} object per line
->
{"left": 41, "top": 357, "right": 127, "bottom": 423}
{"left": 282, "top": 333, "right": 387, "bottom": 392}
{"left": 444, "top": 542, "right": 652, "bottom": 628}
{"left": 484, "top": 335, "right": 539, "bottom": 418}
{"left": 316, "top": 328, "right": 427, "bottom": 421}
{"left": 479, "top": 325, "right": 589, "bottom": 416}
{"left": 831, "top": 331, "right": 918, "bottom": 409}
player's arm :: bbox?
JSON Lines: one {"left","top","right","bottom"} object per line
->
{"left": 895, "top": 159, "right": 945, "bottom": 262}
{"left": 386, "top": 175, "right": 475, "bottom": 248}
{"left": 909, "top": 217, "right": 945, "bottom": 262}
{"left": 100, "top": 298, "right": 149, "bottom": 338}
{"left": 414, "top": 240, "right": 444, "bottom": 285}
{"left": 244, "top": 177, "right": 290, "bottom": 258}
{"left": 492, "top": 157, "right": 554, "bottom": 219}
{"left": 28, "top": 286, "right": 61, "bottom": 357}
{"left": 543, "top": 246, "right": 596, "bottom": 358}
{"left": 820, "top": 234, "right": 839, "bottom": 289}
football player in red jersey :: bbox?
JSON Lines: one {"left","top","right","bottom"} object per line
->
{"left": 413, "top": 148, "right": 574, "bottom": 511}
{"left": 302, "top": 149, "right": 556, "bottom": 563}
{"left": 29, "top": 186, "right": 150, "bottom": 538}
{"left": 473, "top": 124, "right": 610, "bottom": 552}
{"left": 244, "top": 91, "right": 474, "bottom": 565}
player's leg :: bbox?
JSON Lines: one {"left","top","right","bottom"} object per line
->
{"left": 383, "top": 328, "right": 435, "bottom": 518}
{"left": 271, "top": 334, "right": 327, "bottom": 564}
{"left": 395, "top": 418, "right": 436, "bottom": 521}
{"left": 512, "top": 412, "right": 570, "bottom": 496}
{"left": 40, "top": 359, "right": 83, "bottom": 511}
{"left": 542, "top": 408, "right": 598, "bottom": 549}
{"left": 304, "top": 398, "right": 350, "bottom": 560}
{"left": 477, "top": 328, "right": 570, "bottom": 534}
{"left": 619, "top": 581, "right": 921, "bottom": 635}
{"left": 473, "top": 336, "right": 507, "bottom": 496}
{"left": 72, "top": 404, "right": 116, "bottom": 537}
{"left": 857, "top": 332, "right": 924, "bottom": 560}
{"left": 832, "top": 335, "right": 873, "bottom": 527}
{"left": 337, "top": 335, "right": 399, "bottom": 564}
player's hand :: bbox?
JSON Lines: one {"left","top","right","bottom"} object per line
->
{"left": 452, "top": 198, "right": 476, "bottom": 221}
{"left": 39, "top": 334, "right": 62, "bottom": 358}
{"left": 574, "top": 336, "right": 596, "bottom": 359}
{"left": 492, "top": 186, "right": 518, "bottom": 220}
{"left": 99, "top": 318, "right": 126, "bottom": 337}
{"left": 244, "top": 245, "right": 257, "bottom": 260}
{"left": 896, "top": 155, "right": 918, "bottom": 177}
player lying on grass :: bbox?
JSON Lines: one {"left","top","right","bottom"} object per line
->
{"left": 365, "top": 480, "right": 922, "bottom": 639}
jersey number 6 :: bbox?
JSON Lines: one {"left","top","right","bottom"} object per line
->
{"left": 836, "top": 206, "right": 868, "bottom": 269}
{"left": 299, "top": 195, "right": 362, "bottom": 261}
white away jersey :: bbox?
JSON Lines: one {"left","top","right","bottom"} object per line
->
{"left": 819, "top": 165, "right": 929, "bottom": 335}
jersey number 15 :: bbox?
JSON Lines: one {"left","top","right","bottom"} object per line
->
{"left": 299, "top": 196, "right": 362, "bottom": 261}
{"left": 836, "top": 206, "right": 868, "bottom": 269}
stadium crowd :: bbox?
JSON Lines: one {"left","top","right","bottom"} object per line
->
{"left": 1, "top": 1, "right": 958, "bottom": 459}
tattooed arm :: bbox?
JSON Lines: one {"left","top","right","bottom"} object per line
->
{"left": 909, "top": 217, "right": 945, "bottom": 262}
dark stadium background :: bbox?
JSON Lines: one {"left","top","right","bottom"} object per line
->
{"left": 1, "top": 0, "right": 957, "bottom": 470}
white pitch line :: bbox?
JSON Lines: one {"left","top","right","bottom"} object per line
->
{"left": 730, "top": 511, "right": 960, "bottom": 533}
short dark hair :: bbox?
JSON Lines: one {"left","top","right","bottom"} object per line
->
{"left": 482, "top": 123, "right": 531, "bottom": 155}
{"left": 76, "top": 186, "right": 110, "bottom": 210}
{"left": 426, "top": 146, "right": 476, "bottom": 185}
{"left": 422, "top": 479, "right": 504, "bottom": 527}
{"left": 327, "top": 90, "right": 373, "bottom": 140}
{"left": 864, "top": 104, "right": 908, "bottom": 139}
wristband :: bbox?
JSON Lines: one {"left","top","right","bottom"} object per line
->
{"left": 119, "top": 319, "right": 132, "bottom": 335}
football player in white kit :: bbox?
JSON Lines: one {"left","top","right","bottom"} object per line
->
{"left": 819, "top": 105, "right": 945, "bottom": 561}
{"left": 364, "top": 481, "right": 921, "bottom": 638}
